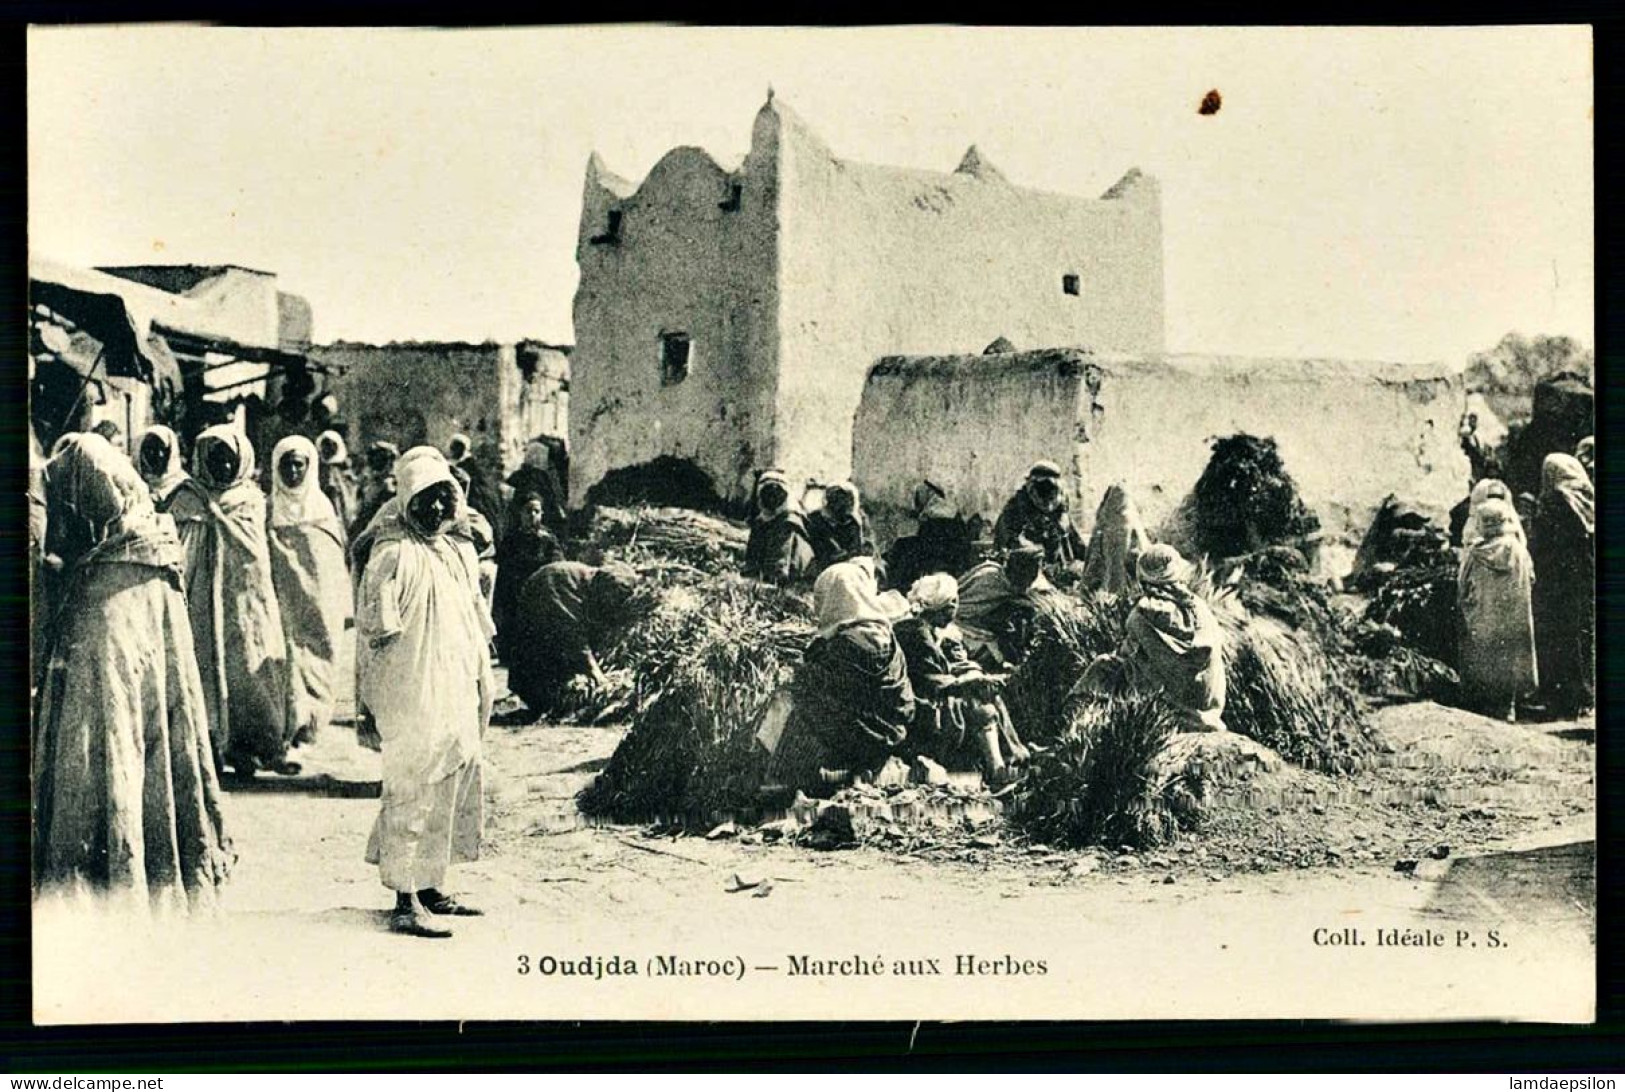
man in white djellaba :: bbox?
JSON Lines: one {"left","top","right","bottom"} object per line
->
{"left": 356, "top": 446, "right": 495, "bottom": 938}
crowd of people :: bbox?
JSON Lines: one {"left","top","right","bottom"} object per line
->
{"left": 29, "top": 418, "right": 1595, "bottom": 938}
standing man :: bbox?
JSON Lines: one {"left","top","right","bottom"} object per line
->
{"left": 357, "top": 448, "right": 494, "bottom": 938}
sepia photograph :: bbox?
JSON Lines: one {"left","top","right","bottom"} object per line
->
{"left": 25, "top": 23, "right": 1595, "bottom": 1026}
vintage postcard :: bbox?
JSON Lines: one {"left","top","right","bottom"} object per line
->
{"left": 26, "top": 24, "right": 1595, "bottom": 1024}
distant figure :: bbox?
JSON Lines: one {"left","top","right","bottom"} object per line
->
{"left": 349, "top": 440, "right": 400, "bottom": 543}
{"left": 1531, "top": 453, "right": 1595, "bottom": 718}
{"left": 742, "top": 469, "right": 815, "bottom": 586}
{"left": 167, "top": 426, "right": 296, "bottom": 778}
{"left": 315, "top": 429, "right": 356, "bottom": 534}
{"left": 954, "top": 546, "right": 1050, "bottom": 669}
{"left": 1115, "top": 545, "right": 1227, "bottom": 733}
{"left": 491, "top": 491, "right": 563, "bottom": 662}
{"left": 895, "top": 573, "right": 1029, "bottom": 785}
{"left": 1081, "top": 482, "right": 1150, "bottom": 596}
{"left": 356, "top": 449, "right": 494, "bottom": 938}
{"left": 446, "top": 434, "right": 507, "bottom": 546}
{"left": 1450, "top": 477, "right": 1515, "bottom": 548}
{"left": 993, "top": 461, "right": 1086, "bottom": 566}
{"left": 1457, "top": 499, "right": 1537, "bottom": 721}
{"left": 89, "top": 419, "right": 124, "bottom": 452}
{"left": 135, "top": 424, "right": 189, "bottom": 509}
{"left": 506, "top": 439, "right": 569, "bottom": 539}
{"left": 33, "top": 433, "right": 233, "bottom": 915}
{"left": 268, "top": 436, "right": 352, "bottom": 747}
{"left": 883, "top": 480, "right": 979, "bottom": 593}
{"left": 771, "top": 559, "right": 915, "bottom": 794}
{"left": 505, "top": 561, "right": 640, "bottom": 717}
{"left": 448, "top": 463, "right": 499, "bottom": 607}
{"left": 805, "top": 480, "right": 877, "bottom": 575}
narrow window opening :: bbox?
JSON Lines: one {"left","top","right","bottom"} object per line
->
{"left": 591, "top": 209, "right": 623, "bottom": 245}
{"left": 660, "top": 332, "right": 692, "bottom": 386}
{"left": 516, "top": 344, "right": 541, "bottom": 381}
{"left": 1062, "top": 273, "right": 1080, "bottom": 296}
{"left": 719, "top": 183, "right": 743, "bottom": 211}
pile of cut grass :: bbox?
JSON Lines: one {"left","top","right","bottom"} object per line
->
{"left": 575, "top": 574, "right": 814, "bottom": 825}
{"left": 1007, "top": 693, "right": 1191, "bottom": 850}
{"left": 1004, "top": 577, "right": 1377, "bottom": 774}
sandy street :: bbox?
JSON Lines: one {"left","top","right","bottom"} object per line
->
{"left": 33, "top": 638, "right": 1595, "bottom": 1025}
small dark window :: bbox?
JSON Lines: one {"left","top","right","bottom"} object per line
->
{"left": 591, "top": 209, "right": 623, "bottom": 245}
{"left": 516, "top": 344, "right": 541, "bottom": 381}
{"left": 660, "top": 332, "right": 692, "bottom": 386}
{"left": 719, "top": 183, "right": 743, "bottom": 211}
{"left": 1062, "top": 273, "right": 1080, "bottom": 296}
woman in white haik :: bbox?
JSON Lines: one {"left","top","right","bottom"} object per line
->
{"left": 356, "top": 447, "right": 494, "bottom": 938}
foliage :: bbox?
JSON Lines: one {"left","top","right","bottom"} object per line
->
{"left": 1007, "top": 693, "right": 1191, "bottom": 850}
{"left": 575, "top": 574, "right": 814, "bottom": 824}
{"left": 1465, "top": 332, "right": 1594, "bottom": 426}
{"left": 1191, "top": 434, "right": 1321, "bottom": 561}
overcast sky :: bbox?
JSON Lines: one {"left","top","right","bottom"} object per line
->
{"left": 28, "top": 25, "right": 1592, "bottom": 362}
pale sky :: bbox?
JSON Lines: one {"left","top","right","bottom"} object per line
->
{"left": 28, "top": 25, "right": 1592, "bottom": 363}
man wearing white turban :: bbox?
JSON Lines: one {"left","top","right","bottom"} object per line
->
{"left": 357, "top": 446, "right": 495, "bottom": 937}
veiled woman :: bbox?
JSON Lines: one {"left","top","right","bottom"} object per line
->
{"left": 33, "top": 433, "right": 233, "bottom": 914}
{"left": 805, "top": 481, "right": 877, "bottom": 575}
{"left": 771, "top": 558, "right": 915, "bottom": 794}
{"left": 1080, "top": 482, "right": 1150, "bottom": 596}
{"left": 1457, "top": 498, "right": 1537, "bottom": 720}
{"left": 1117, "top": 544, "right": 1227, "bottom": 732}
{"left": 167, "top": 425, "right": 296, "bottom": 778}
{"left": 268, "top": 436, "right": 353, "bottom": 747}
{"left": 742, "top": 469, "right": 815, "bottom": 587}
{"left": 135, "top": 424, "right": 190, "bottom": 510}
{"left": 1531, "top": 453, "right": 1595, "bottom": 717}
{"left": 357, "top": 449, "right": 494, "bottom": 937}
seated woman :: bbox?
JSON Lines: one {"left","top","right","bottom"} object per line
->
{"left": 805, "top": 480, "right": 877, "bottom": 575}
{"left": 883, "top": 480, "right": 980, "bottom": 593}
{"left": 769, "top": 559, "right": 915, "bottom": 795}
{"left": 742, "top": 469, "right": 814, "bottom": 586}
{"left": 1092, "top": 545, "right": 1228, "bottom": 732}
{"left": 491, "top": 490, "right": 564, "bottom": 663}
{"left": 894, "top": 574, "right": 1030, "bottom": 785}
{"left": 505, "top": 560, "right": 640, "bottom": 717}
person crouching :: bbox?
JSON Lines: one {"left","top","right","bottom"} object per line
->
{"left": 356, "top": 447, "right": 495, "bottom": 938}
{"left": 894, "top": 573, "right": 1031, "bottom": 785}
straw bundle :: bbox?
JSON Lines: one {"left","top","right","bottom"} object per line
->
{"left": 583, "top": 505, "right": 750, "bottom": 575}
{"left": 1004, "top": 578, "right": 1376, "bottom": 773}
{"left": 575, "top": 574, "right": 815, "bottom": 824}
{"left": 1007, "top": 693, "right": 1191, "bottom": 850}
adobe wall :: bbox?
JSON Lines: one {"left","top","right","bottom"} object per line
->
{"left": 568, "top": 128, "right": 782, "bottom": 506}
{"left": 316, "top": 341, "right": 568, "bottom": 475}
{"left": 853, "top": 349, "right": 1471, "bottom": 553}
{"left": 774, "top": 104, "right": 1164, "bottom": 490}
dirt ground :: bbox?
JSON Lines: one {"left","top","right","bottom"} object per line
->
{"left": 33, "top": 639, "right": 1597, "bottom": 1025}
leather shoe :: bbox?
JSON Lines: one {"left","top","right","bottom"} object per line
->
{"left": 389, "top": 909, "right": 453, "bottom": 938}
{"left": 421, "top": 894, "right": 483, "bottom": 917}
